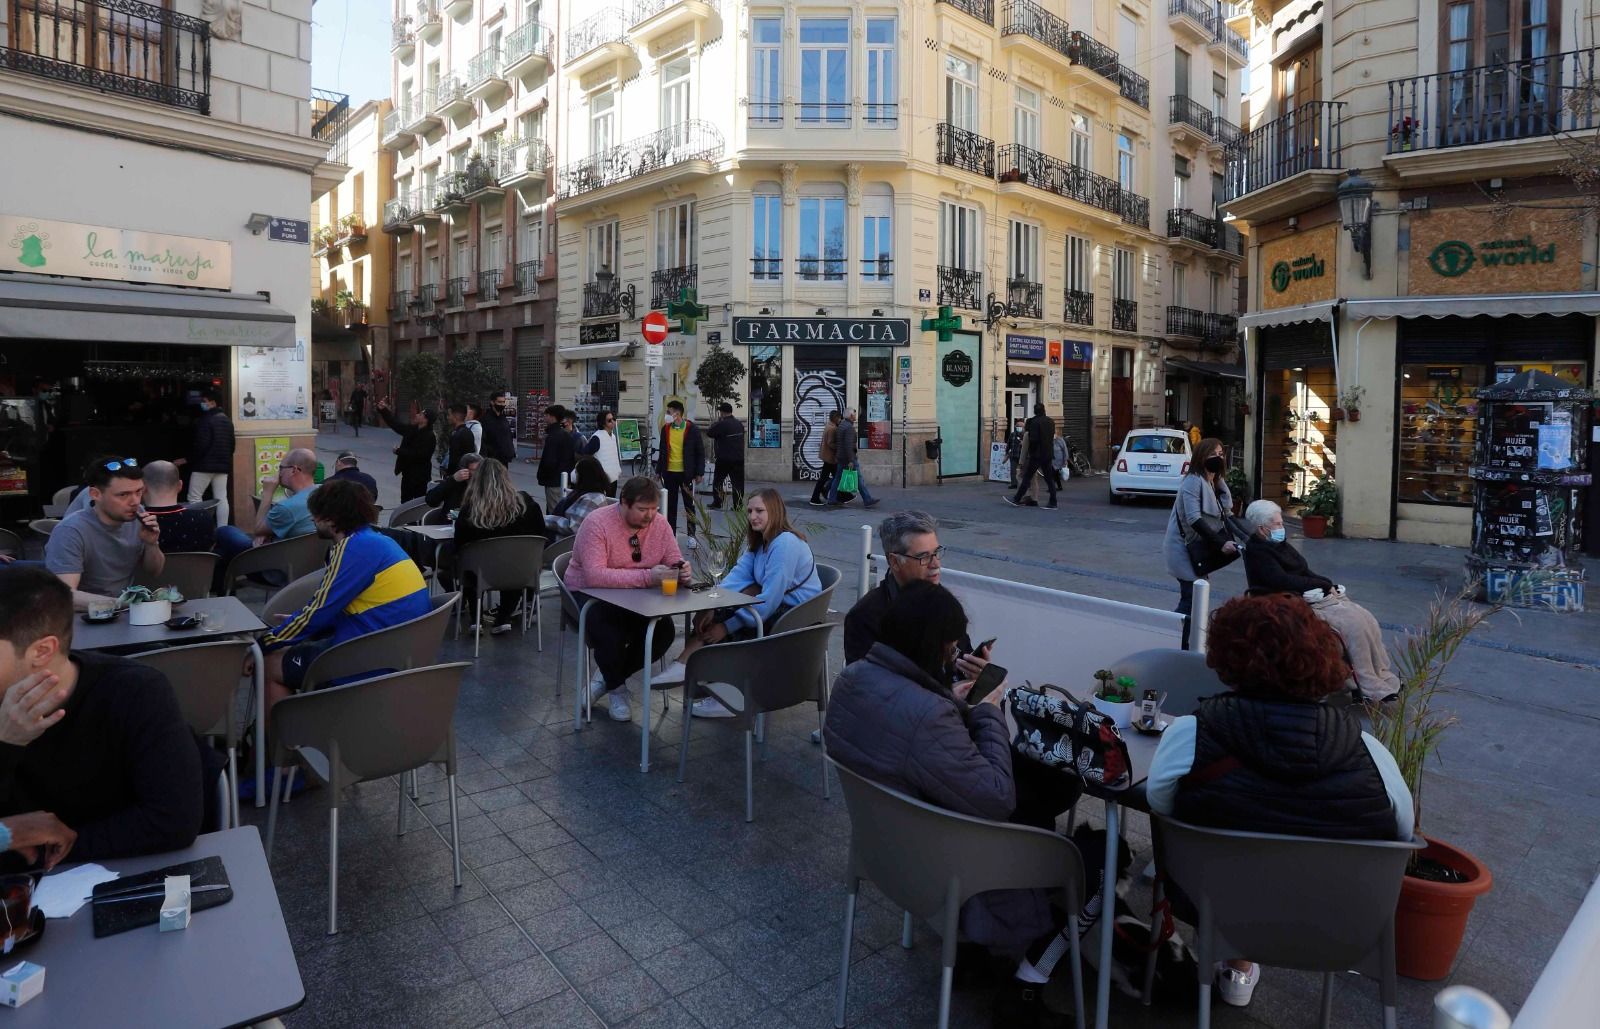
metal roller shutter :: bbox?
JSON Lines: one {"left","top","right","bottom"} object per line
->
{"left": 1259, "top": 323, "right": 1335, "bottom": 370}
{"left": 478, "top": 332, "right": 503, "bottom": 381}
{"left": 513, "top": 329, "right": 547, "bottom": 441}
{"left": 1399, "top": 314, "right": 1590, "bottom": 364}
{"left": 1060, "top": 369, "right": 1092, "bottom": 463}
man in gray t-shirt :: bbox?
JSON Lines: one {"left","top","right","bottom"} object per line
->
{"left": 44, "top": 457, "right": 164, "bottom": 608}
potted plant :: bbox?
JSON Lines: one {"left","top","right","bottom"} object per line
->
{"left": 310, "top": 297, "right": 331, "bottom": 317}
{"left": 1300, "top": 476, "right": 1338, "bottom": 538}
{"left": 1340, "top": 386, "right": 1367, "bottom": 423}
{"left": 334, "top": 289, "right": 365, "bottom": 327}
{"left": 119, "top": 585, "right": 182, "bottom": 626}
{"left": 1091, "top": 670, "right": 1136, "bottom": 728}
{"left": 314, "top": 224, "right": 340, "bottom": 253}
{"left": 1391, "top": 115, "right": 1418, "bottom": 151}
{"left": 1368, "top": 587, "right": 1497, "bottom": 979}
{"left": 338, "top": 213, "right": 367, "bottom": 242}
{"left": 1225, "top": 466, "right": 1250, "bottom": 514}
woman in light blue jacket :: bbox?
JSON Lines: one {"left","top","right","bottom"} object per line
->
{"left": 1162, "top": 436, "right": 1237, "bottom": 649}
{"left": 655, "top": 487, "right": 822, "bottom": 717}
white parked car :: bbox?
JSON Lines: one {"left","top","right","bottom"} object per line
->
{"left": 1109, "top": 428, "right": 1192, "bottom": 503}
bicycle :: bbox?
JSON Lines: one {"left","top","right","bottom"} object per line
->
{"left": 1062, "top": 435, "right": 1093, "bottom": 480}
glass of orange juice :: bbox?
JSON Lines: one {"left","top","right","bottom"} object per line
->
{"left": 661, "top": 576, "right": 679, "bottom": 597}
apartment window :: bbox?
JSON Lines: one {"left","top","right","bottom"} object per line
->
{"left": 590, "top": 88, "right": 615, "bottom": 155}
{"left": 352, "top": 173, "right": 365, "bottom": 219}
{"left": 449, "top": 146, "right": 469, "bottom": 173}
{"left": 1172, "top": 262, "right": 1186, "bottom": 307}
{"left": 1173, "top": 155, "right": 1190, "bottom": 208}
{"left": 484, "top": 227, "right": 503, "bottom": 272}
{"left": 487, "top": 25, "right": 502, "bottom": 59}
{"left": 938, "top": 201, "right": 980, "bottom": 270}
{"left": 1207, "top": 271, "right": 1223, "bottom": 313}
{"left": 945, "top": 54, "right": 978, "bottom": 131}
{"left": 1013, "top": 85, "right": 1041, "bottom": 150}
{"left": 1008, "top": 221, "right": 1041, "bottom": 284}
{"left": 398, "top": 254, "right": 414, "bottom": 291}
{"left": 480, "top": 130, "right": 502, "bottom": 165}
{"left": 1117, "top": 133, "right": 1135, "bottom": 192}
{"left": 751, "top": 17, "right": 782, "bottom": 124}
{"left": 1212, "top": 72, "right": 1227, "bottom": 122}
{"left": 1212, "top": 172, "right": 1225, "bottom": 210}
{"left": 422, "top": 165, "right": 437, "bottom": 201}
{"left": 1067, "top": 237, "right": 1092, "bottom": 292}
{"left": 1118, "top": 11, "right": 1138, "bottom": 65}
{"left": 862, "top": 197, "right": 892, "bottom": 282}
{"left": 798, "top": 196, "right": 846, "bottom": 280}
{"left": 522, "top": 0, "right": 539, "bottom": 26}
{"left": 1442, "top": 0, "right": 1556, "bottom": 71}
{"left": 866, "top": 18, "right": 897, "bottom": 125}
{"left": 753, "top": 192, "right": 782, "bottom": 280}
{"left": 400, "top": 79, "right": 414, "bottom": 113}
{"left": 426, "top": 61, "right": 440, "bottom": 96}
{"left": 656, "top": 200, "right": 696, "bottom": 270}
{"left": 426, "top": 252, "right": 440, "bottom": 288}
{"left": 453, "top": 238, "right": 474, "bottom": 278}
{"left": 661, "top": 55, "right": 691, "bottom": 141}
{"left": 521, "top": 213, "right": 543, "bottom": 264}
{"left": 1113, "top": 247, "right": 1135, "bottom": 301}
{"left": 1071, "top": 112, "right": 1092, "bottom": 169}
{"left": 588, "top": 221, "right": 619, "bottom": 280}
{"left": 800, "top": 18, "right": 849, "bottom": 124}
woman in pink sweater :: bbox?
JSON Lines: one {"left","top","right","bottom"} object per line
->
{"left": 568, "top": 476, "right": 691, "bottom": 722}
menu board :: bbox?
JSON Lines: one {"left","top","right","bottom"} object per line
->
{"left": 253, "top": 436, "right": 289, "bottom": 501}
{"left": 237, "top": 344, "right": 308, "bottom": 422}
{"left": 615, "top": 418, "right": 642, "bottom": 461}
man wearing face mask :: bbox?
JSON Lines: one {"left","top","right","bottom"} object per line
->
{"left": 480, "top": 391, "right": 519, "bottom": 465}
{"left": 1162, "top": 437, "right": 1239, "bottom": 650}
{"left": 177, "top": 389, "right": 234, "bottom": 528}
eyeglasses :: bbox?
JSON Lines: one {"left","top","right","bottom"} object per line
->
{"left": 894, "top": 546, "right": 945, "bottom": 566}
{"left": 628, "top": 533, "right": 642, "bottom": 563}
{"left": 102, "top": 458, "right": 138, "bottom": 472}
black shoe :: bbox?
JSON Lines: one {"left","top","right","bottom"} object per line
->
{"left": 1046, "top": 502, "right": 1058, "bottom": 509}
{"left": 1004, "top": 496, "right": 1021, "bottom": 507}
{"left": 708, "top": 503, "right": 722, "bottom": 510}
{"left": 808, "top": 498, "right": 825, "bottom": 507}
{"left": 863, "top": 499, "right": 880, "bottom": 509}
{"left": 1022, "top": 497, "right": 1039, "bottom": 506}
{"left": 993, "top": 978, "right": 1072, "bottom": 1028}
{"left": 952, "top": 942, "right": 1005, "bottom": 992}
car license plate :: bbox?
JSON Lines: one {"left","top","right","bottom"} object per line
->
{"left": 1139, "top": 463, "right": 1168, "bottom": 473}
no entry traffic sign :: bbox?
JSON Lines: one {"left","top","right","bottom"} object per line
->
{"left": 641, "top": 311, "right": 670, "bottom": 344}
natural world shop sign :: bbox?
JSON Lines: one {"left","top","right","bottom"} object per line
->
{"left": 1, "top": 214, "right": 232, "bottom": 290}
{"left": 1270, "top": 255, "right": 1326, "bottom": 292}
{"left": 1427, "top": 237, "right": 1558, "bottom": 278}
{"left": 1409, "top": 206, "right": 1582, "bottom": 295}
{"left": 1260, "top": 223, "right": 1339, "bottom": 309}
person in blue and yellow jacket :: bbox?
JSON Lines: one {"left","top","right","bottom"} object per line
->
{"left": 261, "top": 479, "right": 430, "bottom": 709}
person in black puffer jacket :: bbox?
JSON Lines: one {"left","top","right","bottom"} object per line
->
{"left": 180, "top": 390, "right": 234, "bottom": 526}
{"left": 378, "top": 398, "right": 437, "bottom": 503}
{"left": 1145, "top": 594, "right": 1414, "bottom": 1011}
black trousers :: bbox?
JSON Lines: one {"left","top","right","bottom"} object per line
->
{"left": 399, "top": 471, "right": 429, "bottom": 503}
{"left": 1176, "top": 578, "right": 1195, "bottom": 650}
{"left": 1012, "top": 456, "right": 1057, "bottom": 504}
{"left": 586, "top": 605, "right": 677, "bottom": 691}
{"left": 710, "top": 459, "right": 745, "bottom": 507}
{"left": 662, "top": 471, "right": 695, "bottom": 533}
{"left": 810, "top": 463, "right": 837, "bottom": 502}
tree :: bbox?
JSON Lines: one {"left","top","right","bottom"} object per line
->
{"left": 693, "top": 342, "right": 744, "bottom": 415}
{"left": 395, "top": 350, "right": 505, "bottom": 459}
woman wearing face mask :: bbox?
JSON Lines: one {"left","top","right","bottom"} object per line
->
{"left": 1162, "top": 437, "right": 1237, "bottom": 649}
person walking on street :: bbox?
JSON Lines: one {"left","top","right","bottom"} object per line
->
{"left": 577, "top": 410, "right": 622, "bottom": 497}
{"left": 655, "top": 400, "right": 705, "bottom": 533}
{"left": 377, "top": 398, "right": 436, "bottom": 503}
{"left": 535, "top": 405, "right": 575, "bottom": 513}
{"left": 1164, "top": 437, "right": 1238, "bottom": 650}
{"left": 176, "top": 389, "right": 234, "bottom": 528}
{"left": 1006, "top": 404, "right": 1058, "bottom": 509}
{"left": 1005, "top": 418, "right": 1025, "bottom": 489}
{"left": 1051, "top": 427, "right": 1068, "bottom": 489}
{"left": 347, "top": 383, "right": 367, "bottom": 436}
{"left": 827, "top": 409, "right": 879, "bottom": 509}
{"left": 706, "top": 402, "right": 746, "bottom": 510}
{"left": 808, "top": 410, "right": 842, "bottom": 507}
{"left": 481, "top": 391, "right": 518, "bottom": 465}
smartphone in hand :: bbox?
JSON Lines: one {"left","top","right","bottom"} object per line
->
{"left": 964, "top": 662, "right": 1008, "bottom": 706}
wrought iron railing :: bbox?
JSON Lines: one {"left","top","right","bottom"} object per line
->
{"left": 798, "top": 258, "right": 847, "bottom": 281}
{"left": 1205, "top": 312, "right": 1239, "bottom": 343}
{"left": 1213, "top": 114, "right": 1243, "bottom": 148}
{"left": 391, "top": 17, "right": 413, "bottom": 49}
{"left": 861, "top": 258, "right": 894, "bottom": 282}
{"left": 403, "top": 89, "right": 436, "bottom": 128}
{"left": 516, "top": 260, "right": 542, "bottom": 294}
{"left": 1224, "top": 101, "right": 1345, "bottom": 201}
{"left": 749, "top": 101, "right": 783, "bottom": 125}
{"left": 382, "top": 108, "right": 408, "bottom": 144}
{"left": 1001, "top": 0, "right": 1071, "bottom": 53}
{"left": 1213, "top": 24, "right": 1248, "bottom": 61}
{"left": 390, "top": 291, "right": 412, "bottom": 319}
{"left": 478, "top": 269, "right": 501, "bottom": 302}
{"left": 1120, "top": 191, "right": 1150, "bottom": 230}
{"left": 865, "top": 103, "right": 898, "bottom": 126}
{"left": 412, "top": 283, "right": 438, "bottom": 314}
{"left": 1112, "top": 298, "right": 1138, "bottom": 332}
{"left": 937, "top": 0, "right": 993, "bottom": 24}
{"left": 1170, "top": 95, "right": 1214, "bottom": 135}
{"left": 413, "top": 183, "right": 437, "bottom": 215}
{"left": 1063, "top": 289, "right": 1095, "bottom": 326}
{"left": 0, "top": 0, "right": 212, "bottom": 113}
{"left": 583, "top": 280, "right": 623, "bottom": 318}
{"left": 1215, "top": 222, "right": 1244, "bottom": 256}
{"left": 751, "top": 258, "right": 782, "bottom": 281}
{"left": 446, "top": 277, "right": 468, "bottom": 308}
{"left": 501, "top": 21, "right": 549, "bottom": 68}
{"left": 1168, "top": 0, "right": 1215, "bottom": 31}
{"left": 312, "top": 88, "right": 352, "bottom": 164}
{"left": 632, "top": 0, "right": 693, "bottom": 24}
{"left": 566, "top": 8, "right": 628, "bottom": 63}
{"left": 1166, "top": 306, "right": 1206, "bottom": 338}
{"left": 462, "top": 158, "right": 498, "bottom": 195}
{"left": 937, "top": 266, "right": 983, "bottom": 311}
{"left": 936, "top": 123, "right": 996, "bottom": 177}
{"left": 556, "top": 119, "right": 724, "bottom": 199}
{"left": 434, "top": 171, "right": 468, "bottom": 209}
{"left": 996, "top": 144, "right": 1123, "bottom": 218}
{"left": 1167, "top": 208, "right": 1218, "bottom": 246}
{"left": 650, "top": 265, "right": 697, "bottom": 308}
{"left": 1387, "top": 47, "right": 1598, "bottom": 153}
{"left": 1006, "top": 279, "right": 1044, "bottom": 319}
{"left": 433, "top": 76, "right": 469, "bottom": 112}
{"left": 415, "top": 0, "right": 440, "bottom": 27}
{"left": 466, "top": 47, "right": 502, "bottom": 90}
{"left": 1067, "top": 30, "right": 1121, "bottom": 81}
{"left": 800, "top": 102, "right": 852, "bottom": 125}
{"left": 1119, "top": 66, "right": 1150, "bottom": 108}
{"left": 499, "top": 138, "right": 551, "bottom": 180}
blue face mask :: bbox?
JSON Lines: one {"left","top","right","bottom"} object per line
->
{"left": 1269, "top": 527, "right": 1287, "bottom": 543}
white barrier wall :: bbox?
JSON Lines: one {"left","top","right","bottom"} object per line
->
{"left": 1511, "top": 873, "right": 1600, "bottom": 1028}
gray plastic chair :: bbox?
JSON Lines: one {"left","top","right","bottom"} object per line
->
{"left": 28, "top": 518, "right": 59, "bottom": 538}
{"left": 44, "top": 485, "right": 74, "bottom": 517}
{"left": 0, "top": 527, "right": 21, "bottom": 558}
{"left": 134, "top": 551, "right": 218, "bottom": 599}
{"left": 421, "top": 506, "right": 451, "bottom": 525}
{"left": 134, "top": 639, "right": 253, "bottom": 829}
{"left": 551, "top": 550, "right": 594, "bottom": 709}
{"left": 677, "top": 623, "right": 834, "bottom": 821}
{"left": 263, "top": 571, "right": 326, "bottom": 625}
{"left": 816, "top": 562, "right": 842, "bottom": 596}
{"left": 265, "top": 662, "right": 472, "bottom": 934}
{"left": 1111, "top": 647, "right": 1228, "bottom": 719}
{"left": 387, "top": 497, "right": 430, "bottom": 528}
{"left": 1151, "top": 814, "right": 1425, "bottom": 1029}
{"left": 221, "top": 533, "right": 332, "bottom": 607}
{"left": 453, "top": 535, "right": 545, "bottom": 657}
{"left": 300, "top": 591, "right": 460, "bottom": 693}
{"left": 831, "top": 760, "right": 1089, "bottom": 1029}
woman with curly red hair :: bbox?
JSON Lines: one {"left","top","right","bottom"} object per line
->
{"left": 1143, "top": 594, "right": 1413, "bottom": 1009}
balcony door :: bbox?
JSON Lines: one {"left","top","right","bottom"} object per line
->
{"left": 1440, "top": 0, "right": 1558, "bottom": 141}
{"left": 660, "top": 56, "right": 691, "bottom": 145}
{"left": 1277, "top": 45, "right": 1322, "bottom": 174}
{"left": 945, "top": 54, "right": 978, "bottom": 132}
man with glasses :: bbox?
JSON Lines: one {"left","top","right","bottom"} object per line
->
{"left": 843, "top": 511, "right": 985, "bottom": 674}
{"left": 212, "top": 448, "right": 319, "bottom": 586}
{"left": 565, "top": 477, "right": 691, "bottom": 723}
{"left": 45, "top": 457, "right": 164, "bottom": 610}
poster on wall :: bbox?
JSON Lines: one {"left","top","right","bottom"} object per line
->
{"left": 237, "top": 342, "right": 307, "bottom": 421}
{"left": 615, "top": 418, "right": 642, "bottom": 461}
{"left": 759, "top": 420, "right": 781, "bottom": 448}
{"left": 1047, "top": 369, "right": 1062, "bottom": 404}
{"left": 987, "top": 442, "right": 1011, "bottom": 483}
{"left": 253, "top": 437, "right": 290, "bottom": 501}
{"left": 865, "top": 379, "right": 891, "bottom": 450}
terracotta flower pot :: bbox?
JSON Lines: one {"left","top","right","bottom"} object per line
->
{"left": 1395, "top": 836, "right": 1493, "bottom": 980}
{"left": 1331, "top": 407, "right": 1346, "bottom": 421}
{"left": 1301, "top": 514, "right": 1328, "bottom": 538}
{"left": 1348, "top": 409, "right": 1362, "bottom": 422}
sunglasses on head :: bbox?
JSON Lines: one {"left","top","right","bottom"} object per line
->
{"left": 102, "top": 458, "right": 138, "bottom": 472}
{"left": 629, "top": 533, "right": 642, "bottom": 563}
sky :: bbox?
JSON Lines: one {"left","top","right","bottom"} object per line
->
{"left": 311, "top": 0, "right": 393, "bottom": 106}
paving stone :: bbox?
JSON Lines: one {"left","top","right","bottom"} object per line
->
{"left": 432, "top": 895, "right": 513, "bottom": 943}
{"left": 520, "top": 903, "right": 603, "bottom": 951}
{"left": 452, "top": 923, "right": 540, "bottom": 977}
{"left": 477, "top": 956, "right": 569, "bottom": 1017}
{"left": 640, "top": 940, "right": 730, "bottom": 996}
{"left": 548, "top": 931, "right": 636, "bottom": 984}
{"left": 575, "top": 963, "right": 672, "bottom": 1024}
{"left": 676, "top": 972, "right": 770, "bottom": 1029}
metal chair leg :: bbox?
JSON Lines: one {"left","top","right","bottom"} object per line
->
{"left": 1141, "top": 878, "right": 1164, "bottom": 1005}
{"left": 327, "top": 805, "right": 340, "bottom": 935}
{"left": 473, "top": 596, "right": 482, "bottom": 658}
{"left": 395, "top": 776, "right": 408, "bottom": 836}
{"left": 901, "top": 911, "right": 913, "bottom": 948}
{"left": 936, "top": 964, "right": 953, "bottom": 1029}
{"left": 744, "top": 730, "right": 755, "bottom": 823}
{"left": 1068, "top": 914, "right": 1086, "bottom": 1029}
{"left": 227, "top": 745, "right": 240, "bottom": 829}
{"left": 834, "top": 886, "right": 858, "bottom": 1028}
{"left": 265, "top": 766, "right": 285, "bottom": 855}
{"left": 818, "top": 708, "right": 830, "bottom": 800}
{"left": 1320, "top": 972, "right": 1334, "bottom": 1029}
{"left": 1199, "top": 980, "right": 1212, "bottom": 1029}
{"left": 410, "top": 768, "right": 419, "bottom": 800}
{"left": 677, "top": 683, "right": 694, "bottom": 783}
{"left": 448, "top": 771, "right": 462, "bottom": 888}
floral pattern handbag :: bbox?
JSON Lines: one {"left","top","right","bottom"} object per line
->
{"left": 1009, "top": 682, "right": 1132, "bottom": 793}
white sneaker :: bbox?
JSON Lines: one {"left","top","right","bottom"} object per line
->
{"left": 607, "top": 689, "right": 632, "bottom": 722}
{"left": 490, "top": 622, "right": 514, "bottom": 635}
{"left": 690, "top": 697, "right": 736, "bottom": 719}
{"left": 586, "top": 670, "right": 608, "bottom": 708}
{"left": 654, "top": 660, "right": 688, "bottom": 685}
{"left": 1215, "top": 962, "right": 1260, "bottom": 1007}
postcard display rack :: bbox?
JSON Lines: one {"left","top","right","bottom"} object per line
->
{"left": 1468, "top": 370, "right": 1593, "bottom": 611}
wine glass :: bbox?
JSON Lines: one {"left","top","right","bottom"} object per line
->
{"left": 695, "top": 538, "right": 730, "bottom": 599}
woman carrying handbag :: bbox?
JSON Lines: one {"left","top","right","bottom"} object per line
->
{"left": 1163, "top": 437, "right": 1239, "bottom": 649}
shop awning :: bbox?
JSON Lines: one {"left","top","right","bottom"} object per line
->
{"left": 1238, "top": 301, "right": 1339, "bottom": 330}
{"left": 1166, "top": 357, "right": 1247, "bottom": 379}
{"left": 0, "top": 274, "right": 295, "bottom": 347}
{"left": 1006, "top": 361, "right": 1046, "bottom": 376}
{"left": 557, "top": 342, "right": 632, "bottom": 361}
{"left": 1344, "top": 293, "right": 1600, "bottom": 320}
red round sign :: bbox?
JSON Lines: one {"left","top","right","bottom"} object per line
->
{"left": 641, "top": 311, "right": 670, "bottom": 344}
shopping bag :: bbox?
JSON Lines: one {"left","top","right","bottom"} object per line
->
{"left": 837, "top": 468, "right": 859, "bottom": 494}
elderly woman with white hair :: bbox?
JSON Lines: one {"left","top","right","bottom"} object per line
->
{"left": 1241, "top": 499, "right": 1401, "bottom": 703}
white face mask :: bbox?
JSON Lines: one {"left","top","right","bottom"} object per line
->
{"left": 1269, "top": 527, "right": 1287, "bottom": 543}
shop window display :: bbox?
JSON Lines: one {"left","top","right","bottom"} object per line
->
{"left": 1262, "top": 366, "right": 1338, "bottom": 505}
{"left": 1398, "top": 364, "right": 1484, "bottom": 505}
{"left": 748, "top": 346, "right": 783, "bottom": 449}
{"left": 858, "top": 348, "right": 893, "bottom": 450}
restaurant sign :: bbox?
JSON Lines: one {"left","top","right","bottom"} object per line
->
{"left": 1, "top": 214, "right": 232, "bottom": 290}
{"left": 732, "top": 316, "right": 910, "bottom": 346}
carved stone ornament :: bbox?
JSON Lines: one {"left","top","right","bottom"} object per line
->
{"left": 202, "top": 0, "right": 243, "bottom": 40}
{"left": 955, "top": 181, "right": 973, "bottom": 201}
{"left": 662, "top": 182, "right": 682, "bottom": 199}
{"left": 844, "top": 163, "right": 861, "bottom": 206}
{"left": 780, "top": 162, "right": 798, "bottom": 206}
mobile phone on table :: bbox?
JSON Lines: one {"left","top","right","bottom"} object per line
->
{"left": 964, "top": 662, "right": 1008, "bottom": 706}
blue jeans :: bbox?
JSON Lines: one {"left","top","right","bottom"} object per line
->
{"left": 214, "top": 525, "right": 257, "bottom": 593}
{"left": 827, "top": 461, "right": 874, "bottom": 505}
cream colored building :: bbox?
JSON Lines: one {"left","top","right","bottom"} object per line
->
{"left": 1225, "top": 0, "right": 1599, "bottom": 545}
{"left": 554, "top": 0, "right": 1246, "bottom": 485}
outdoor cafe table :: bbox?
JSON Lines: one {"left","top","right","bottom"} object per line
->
{"left": 13, "top": 826, "right": 303, "bottom": 1027}
{"left": 571, "top": 586, "right": 762, "bottom": 773}
{"left": 403, "top": 524, "right": 455, "bottom": 541}
{"left": 74, "top": 595, "right": 273, "bottom": 809}
{"left": 1095, "top": 725, "right": 1163, "bottom": 1029}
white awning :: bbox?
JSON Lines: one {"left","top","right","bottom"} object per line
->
{"left": 0, "top": 273, "right": 295, "bottom": 347}
{"left": 1238, "top": 301, "right": 1339, "bottom": 330}
{"left": 1006, "top": 361, "right": 1046, "bottom": 376}
{"left": 1344, "top": 293, "right": 1600, "bottom": 320}
{"left": 557, "top": 341, "right": 632, "bottom": 361}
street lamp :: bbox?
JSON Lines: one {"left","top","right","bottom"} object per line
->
{"left": 981, "top": 291, "right": 1009, "bottom": 331}
{"left": 595, "top": 265, "right": 636, "bottom": 318}
{"left": 1336, "top": 169, "right": 1377, "bottom": 279}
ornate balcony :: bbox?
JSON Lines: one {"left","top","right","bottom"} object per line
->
{"left": 403, "top": 89, "right": 440, "bottom": 134}
{"left": 1063, "top": 289, "right": 1095, "bottom": 326}
{"left": 412, "top": 283, "right": 438, "bottom": 315}
{"left": 1119, "top": 191, "right": 1150, "bottom": 230}
{"left": 502, "top": 21, "right": 550, "bottom": 78}
{"left": 1209, "top": 23, "right": 1248, "bottom": 65}
{"left": 937, "top": 0, "right": 993, "bottom": 24}
{"left": 465, "top": 47, "right": 506, "bottom": 102}
{"left": 1067, "top": 31, "right": 1120, "bottom": 83}
{"left": 479, "top": 269, "right": 502, "bottom": 302}
{"left": 0, "top": 0, "right": 211, "bottom": 114}
{"left": 1211, "top": 114, "right": 1243, "bottom": 149}
{"left": 565, "top": 8, "right": 632, "bottom": 76}
{"left": 1205, "top": 313, "right": 1239, "bottom": 344}
{"left": 936, "top": 123, "right": 996, "bottom": 178}
{"left": 583, "top": 279, "right": 624, "bottom": 318}
{"left": 445, "top": 276, "right": 469, "bottom": 309}
{"left": 1167, "top": 208, "right": 1218, "bottom": 248}
{"left": 1118, "top": 66, "right": 1150, "bottom": 109}
{"left": 433, "top": 171, "right": 468, "bottom": 212}
{"left": 415, "top": 0, "right": 442, "bottom": 43}
{"left": 434, "top": 76, "right": 472, "bottom": 119}
{"left": 996, "top": 144, "right": 1124, "bottom": 219}
{"left": 798, "top": 258, "right": 846, "bottom": 282}
{"left": 1166, "top": 306, "right": 1206, "bottom": 339}
{"left": 937, "top": 266, "right": 983, "bottom": 311}
{"left": 391, "top": 17, "right": 415, "bottom": 59}
{"left": 1169, "top": 95, "right": 1214, "bottom": 137}
{"left": 516, "top": 260, "right": 543, "bottom": 295}
{"left": 650, "top": 265, "right": 698, "bottom": 309}
{"left": 413, "top": 184, "right": 439, "bottom": 222}
{"left": 1112, "top": 298, "right": 1138, "bottom": 333}
{"left": 499, "top": 138, "right": 551, "bottom": 187}
{"left": 462, "top": 157, "right": 499, "bottom": 199}
{"left": 381, "top": 107, "right": 412, "bottom": 151}
{"left": 1167, "top": 0, "right": 1215, "bottom": 42}
{"left": 389, "top": 290, "right": 412, "bottom": 320}
{"left": 1006, "top": 279, "right": 1044, "bottom": 320}
{"left": 1214, "top": 223, "right": 1244, "bottom": 257}
{"left": 1386, "top": 47, "right": 1598, "bottom": 156}
{"left": 1224, "top": 101, "right": 1345, "bottom": 204}
{"left": 629, "top": 0, "right": 714, "bottom": 45}
{"left": 556, "top": 120, "right": 724, "bottom": 202}
{"left": 1001, "top": 0, "right": 1071, "bottom": 56}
